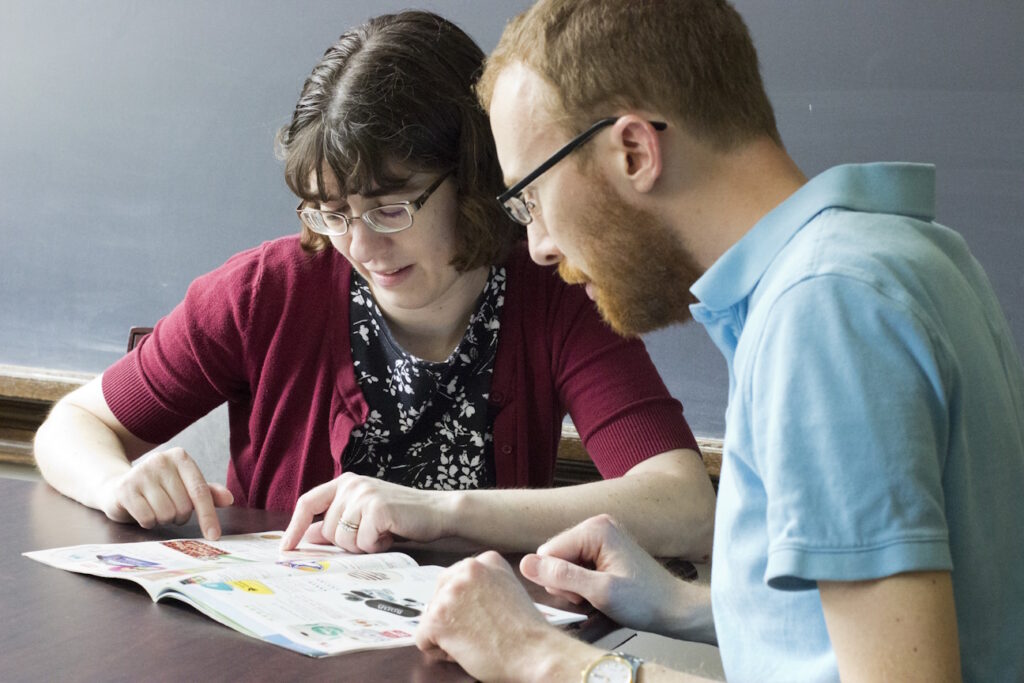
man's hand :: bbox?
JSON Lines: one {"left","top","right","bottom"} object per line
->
{"left": 280, "top": 473, "right": 456, "bottom": 553}
{"left": 415, "top": 551, "right": 596, "bottom": 681}
{"left": 96, "top": 447, "right": 233, "bottom": 540}
{"left": 520, "top": 514, "right": 715, "bottom": 642}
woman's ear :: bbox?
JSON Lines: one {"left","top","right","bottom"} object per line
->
{"left": 610, "top": 115, "right": 664, "bottom": 194}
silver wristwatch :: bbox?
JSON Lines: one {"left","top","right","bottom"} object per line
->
{"left": 582, "top": 651, "right": 644, "bottom": 683}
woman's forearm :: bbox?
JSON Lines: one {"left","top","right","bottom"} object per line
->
{"left": 448, "top": 449, "right": 715, "bottom": 557}
{"left": 33, "top": 379, "right": 142, "bottom": 510}
{"left": 34, "top": 400, "right": 137, "bottom": 509}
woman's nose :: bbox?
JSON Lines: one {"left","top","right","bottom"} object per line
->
{"left": 344, "top": 219, "right": 391, "bottom": 263}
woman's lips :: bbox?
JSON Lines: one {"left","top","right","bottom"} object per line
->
{"left": 369, "top": 265, "right": 412, "bottom": 288}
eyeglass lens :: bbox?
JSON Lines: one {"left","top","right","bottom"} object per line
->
{"left": 502, "top": 197, "right": 532, "bottom": 225}
{"left": 298, "top": 171, "right": 452, "bottom": 236}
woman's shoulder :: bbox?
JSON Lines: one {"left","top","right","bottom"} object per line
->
{"left": 204, "top": 235, "right": 347, "bottom": 291}
{"left": 502, "top": 242, "right": 589, "bottom": 309}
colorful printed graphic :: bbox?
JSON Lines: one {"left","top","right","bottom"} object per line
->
{"left": 290, "top": 622, "right": 392, "bottom": 645}
{"left": 162, "top": 540, "right": 229, "bottom": 560}
{"left": 227, "top": 579, "right": 273, "bottom": 594}
{"left": 346, "top": 568, "right": 398, "bottom": 582}
{"left": 95, "top": 553, "right": 163, "bottom": 572}
{"left": 305, "top": 623, "right": 345, "bottom": 638}
{"left": 198, "top": 581, "right": 233, "bottom": 592}
{"left": 342, "top": 588, "right": 423, "bottom": 618}
{"left": 277, "top": 559, "right": 331, "bottom": 572}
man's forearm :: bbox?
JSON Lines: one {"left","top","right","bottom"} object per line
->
{"left": 525, "top": 625, "right": 720, "bottom": 682}
{"left": 448, "top": 450, "right": 714, "bottom": 557}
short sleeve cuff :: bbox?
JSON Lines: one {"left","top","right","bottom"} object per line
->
{"left": 766, "top": 536, "right": 953, "bottom": 591}
{"left": 584, "top": 401, "right": 700, "bottom": 478}
{"left": 103, "top": 350, "right": 192, "bottom": 444}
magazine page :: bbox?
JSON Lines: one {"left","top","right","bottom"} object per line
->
{"left": 167, "top": 562, "right": 444, "bottom": 656}
{"left": 165, "top": 560, "right": 585, "bottom": 657}
{"left": 22, "top": 531, "right": 417, "bottom": 599}
{"left": 24, "top": 531, "right": 586, "bottom": 657}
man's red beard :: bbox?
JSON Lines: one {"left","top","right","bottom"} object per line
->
{"left": 556, "top": 175, "right": 701, "bottom": 337}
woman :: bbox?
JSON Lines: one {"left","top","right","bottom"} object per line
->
{"left": 34, "top": 11, "right": 714, "bottom": 558}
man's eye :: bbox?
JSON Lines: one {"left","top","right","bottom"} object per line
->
{"left": 375, "top": 206, "right": 406, "bottom": 218}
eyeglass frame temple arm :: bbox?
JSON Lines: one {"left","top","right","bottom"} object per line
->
{"left": 496, "top": 118, "right": 667, "bottom": 203}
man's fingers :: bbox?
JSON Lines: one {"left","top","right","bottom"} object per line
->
{"left": 543, "top": 586, "right": 586, "bottom": 605}
{"left": 414, "top": 620, "right": 442, "bottom": 658}
{"left": 520, "top": 553, "right": 595, "bottom": 597}
{"left": 474, "top": 550, "right": 513, "bottom": 572}
{"left": 536, "top": 514, "right": 625, "bottom": 565}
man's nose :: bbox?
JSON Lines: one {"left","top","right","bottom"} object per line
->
{"left": 526, "top": 220, "right": 562, "bottom": 266}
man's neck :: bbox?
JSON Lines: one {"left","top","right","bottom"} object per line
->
{"left": 668, "top": 138, "right": 807, "bottom": 271}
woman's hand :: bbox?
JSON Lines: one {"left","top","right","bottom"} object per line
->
{"left": 280, "top": 473, "right": 456, "bottom": 553}
{"left": 96, "top": 447, "right": 233, "bottom": 540}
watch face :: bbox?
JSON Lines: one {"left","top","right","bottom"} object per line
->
{"left": 586, "top": 657, "right": 633, "bottom": 683}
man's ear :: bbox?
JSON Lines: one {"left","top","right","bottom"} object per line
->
{"left": 611, "top": 115, "right": 664, "bottom": 194}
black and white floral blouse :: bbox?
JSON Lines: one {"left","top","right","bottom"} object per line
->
{"left": 341, "top": 267, "right": 506, "bottom": 490}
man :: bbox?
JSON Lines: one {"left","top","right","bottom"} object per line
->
{"left": 414, "top": 1, "right": 1024, "bottom": 681}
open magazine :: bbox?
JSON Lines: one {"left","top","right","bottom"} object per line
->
{"left": 24, "top": 531, "right": 585, "bottom": 658}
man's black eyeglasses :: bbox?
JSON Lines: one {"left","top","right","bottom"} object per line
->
{"left": 496, "top": 117, "right": 667, "bottom": 225}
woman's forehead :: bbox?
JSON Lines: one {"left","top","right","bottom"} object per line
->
{"left": 305, "top": 162, "right": 426, "bottom": 200}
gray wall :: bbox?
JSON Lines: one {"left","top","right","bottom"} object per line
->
{"left": 2, "top": 1, "right": 1022, "bottom": 438}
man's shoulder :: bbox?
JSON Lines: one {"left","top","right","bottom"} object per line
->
{"left": 765, "top": 208, "right": 969, "bottom": 304}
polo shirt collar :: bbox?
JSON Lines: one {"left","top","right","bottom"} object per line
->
{"left": 690, "top": 162, "right": 936, "bottom": 313}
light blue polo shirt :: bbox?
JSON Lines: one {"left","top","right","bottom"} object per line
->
{"left": 690, "top": 163, "right": 1024, "bottom": 682}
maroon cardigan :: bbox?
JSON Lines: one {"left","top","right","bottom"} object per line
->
{"left": 104, "top": 237, "right": 697, "bottom": 510}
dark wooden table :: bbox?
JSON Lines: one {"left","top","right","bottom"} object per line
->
{"left": 2, "top": 478, "right": 622, "bottom": 682}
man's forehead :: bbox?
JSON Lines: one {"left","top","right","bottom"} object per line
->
{"left": 489, "top": 63, "right": 561, "bottom": 186}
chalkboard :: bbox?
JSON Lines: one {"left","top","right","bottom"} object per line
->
{"left": 2, "top": 1, "right": 1022, "bottom": 438}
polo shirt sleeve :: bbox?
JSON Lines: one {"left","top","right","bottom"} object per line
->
{"left": 102, "top": 248, "right": 262, "bottom": 445}
{"left": 551, "top": 283, "right": 699, "bottom": 478}
{"left": 747, "top": 275, "right": 953, "bottom": 590}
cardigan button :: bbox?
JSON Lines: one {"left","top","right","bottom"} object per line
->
{"left": 500, "top": 444, "right": 513, "bottom": 455}
{"left": 490, "top": 391, "right": 505, "bottom": 404}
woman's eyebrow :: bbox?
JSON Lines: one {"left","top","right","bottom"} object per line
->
{"left": 360, "top": 181, "right": 416, "bottom": 199}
